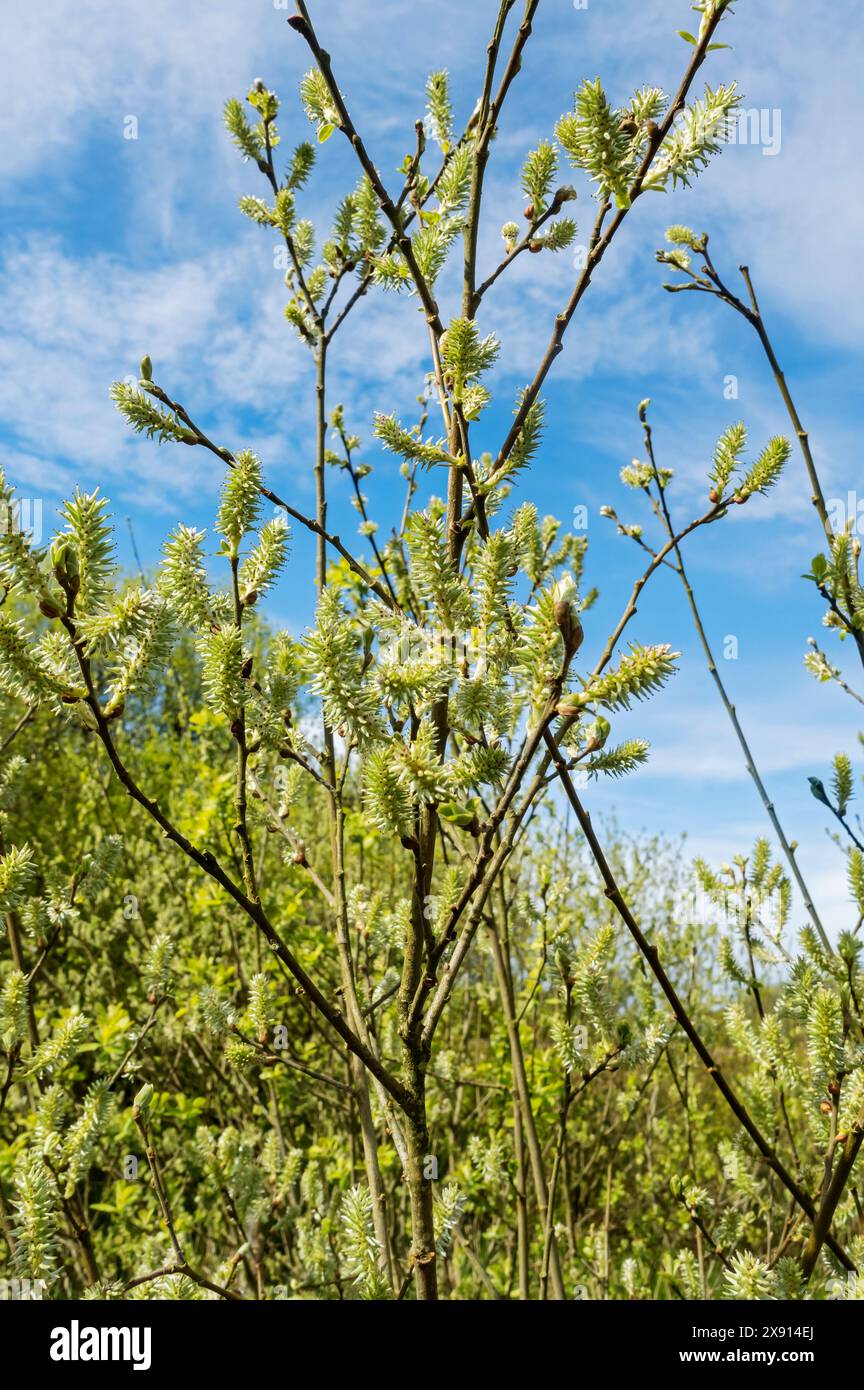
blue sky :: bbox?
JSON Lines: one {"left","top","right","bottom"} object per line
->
{"left": 2, "top": 0, "right": 863, "bottom": 931}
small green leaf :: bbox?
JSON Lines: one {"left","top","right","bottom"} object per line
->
{"left": 439, "top": 800, "right": 479, "bottom": 828}
{"left": 808, "top": 554, "right": 829, "bottom": 584}
{"left": 678, "top": 30, "right": 698, "bottom": 44}
{"left": 318, "top": 123, "right": 336, "bottom": 144}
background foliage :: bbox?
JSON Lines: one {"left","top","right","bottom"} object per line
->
{"left": 1, "top": 0, "right": 863, "bottom": 1301}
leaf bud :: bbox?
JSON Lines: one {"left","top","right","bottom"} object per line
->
{"left": 555, "top": 700, "right": 583, "bottom": 719}
{"left": 553, "top": 599, "right": 584, "bottom": 657}
{"left": 134, "top": 1082, "right": 154, "bottom": 1114}
{"left": 51, "top": 539, "right": 80, "bottom": 591}
{"left": 583, "top": 715, "right": 611, "bottom": 753}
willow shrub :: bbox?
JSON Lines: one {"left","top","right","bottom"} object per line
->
{"left": 2, "top": 0, "right": 863, "bottom": 1302}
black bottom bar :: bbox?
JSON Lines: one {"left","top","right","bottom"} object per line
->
{"left": 4, "top": 1296, "right": 856, "bottom": 1378}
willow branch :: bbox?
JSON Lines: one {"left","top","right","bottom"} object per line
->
{"left": 144, "top": 380, "right": 397, "bottom": 611}
{"left": 542, "top": 728, "right": 856, "bottom": 1274}
{"left": 60, "top": 615, "right": 412, "bottom": 1111}
{"left": 483, "top": 5, "right": 731, "bottom": 492}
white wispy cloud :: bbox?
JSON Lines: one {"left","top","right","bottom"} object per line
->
{"left": 2, "top": 1, "right": 858, "bottom": 514}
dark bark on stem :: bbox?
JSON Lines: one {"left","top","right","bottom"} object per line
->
{"left": 542, "top": 729, "right": 856, "bottom": 1275}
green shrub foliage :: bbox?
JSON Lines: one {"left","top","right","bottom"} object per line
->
{"left": 2, "top": 1, "right": 863, "bottom": 1302}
